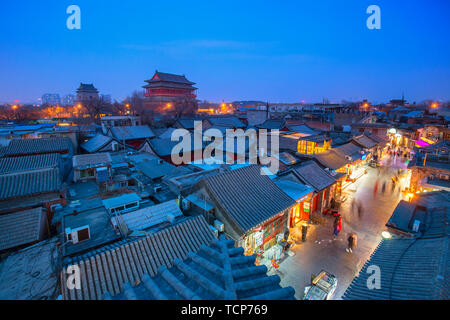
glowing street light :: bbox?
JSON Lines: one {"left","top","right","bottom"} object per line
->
{"left": 381, "top": 231, "right": 392, "bottom": 239}
{"left": 12, "top": 105, "right": 18, "bottom": 110}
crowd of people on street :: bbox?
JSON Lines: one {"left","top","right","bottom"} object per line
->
{"left": 330, "top": 150, "right": 410, "bottom": 254}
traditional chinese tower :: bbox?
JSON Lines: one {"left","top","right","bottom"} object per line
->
{"left": 76, "top": 83, "right": 99, "bottom": 102}
{"left": 143, "top": 71, "right": 197, "bottom": 111}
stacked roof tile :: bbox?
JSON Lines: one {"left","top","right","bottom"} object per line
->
{"left": 293, "top": 160, "right": 337, "bottom": 191}
{"left": 81, "top": 134, "right": 113, "bottom": 153}
{"left": 61, "top": 215, "right": 215, "bottom": 300}
{"left": 313, "top": 150, "right": 349, "bottom": 170}
{"left": 105, "top": 237, "right": 296, "bottom": 300}
{"left": 0, "top": 168, "right": 61, "bottom": 200}
{"left": 0, "top": 153, "right": 60, "bottom": 174}
{"left": 109, "top": 125, "right": 155, "bottom": 140}
{"left": 73, "top": 153, "right": 112, "bottom": 168}
{"left": 203, "top": 165, "right": 295, "bottom": 235}
{"left": 352, "top": 135, "right": 378, "bottom": 149}
{"left": 3, "top": 137, "right": 72, "bottom": 156}
{"left": 0, "top": 207, "right": 46, "bottom": 251}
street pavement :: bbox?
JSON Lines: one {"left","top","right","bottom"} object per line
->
{"left": 277, "top": 155, "right": 410, "bottom": 300}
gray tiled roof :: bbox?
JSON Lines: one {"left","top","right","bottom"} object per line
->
{"left": 207, "top": 116, "right": 246, "bottom": 128}
{"left": 334, "top": 142, "right": 363, "bottom": 158}
{"left": 0, "top": 168, "right": 61, "bottom": 200}
{"left": 0, "top": 207, "right": 45, "bottom": 251}
{"left": 258, "top": 119, "right": 286, "bottom": 130}
{"left": 204, "top": 165, "right": 296, "bottom": 235}
{"left": 61, "top": 215, "right": 215, "bottom": 300}
{"left": 110, "top": 125, "right": 155, "bottom": 140}
{"left": 386, "top": 200, "right": 426, "bottom": 234}
{"left": 0, "top": 153, "right": 60, "bottom": 174}
{"left": 135, "top": 159, "right": 175, "bottom": 180}
{"left": 77, "top": 83, "right": 98, "bottom": 93}
{"left": 293, "top": 160, "right": 337, "bottom": 191}
{"left": 105, "top": 236, "right": 296, "bottom": 300}
{"left": 81, "top": 134, "right": 113, "bottom": 153}
{"left": 313, "top": 150, "right": 349, "bottom": 171}
{"left": 73, "top": 153, "right": 112, "bottom": 168}
{"left": 149, "top": 137, "right": 204, "bottom": 157}
{"left": 146, "top": 71, "right": 196, "bottom": 85}
{"left": 286, "top": 124, "right": 319, "bottom": 135}
{"left": 176, "top": 118, "right": 198, "bottom": 130}
{"left": 3, "top": 137, "right": 72, "bottom": 156}
{"left": 343, "top": 191, "right": 450, "bottom": 300}
{"left": 352, "top": 135, "right": 378, "bottom": 149}
{"left": 118, "top": 200, "right": 183, "bottom": 231}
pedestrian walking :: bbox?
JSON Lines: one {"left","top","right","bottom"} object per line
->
{"left": 333, "top": 215, "right": 342, "bottom": 237}
{"left": 357, "top": 201, "right": 363, "bottom": 218}
{"left": 373, "top": 179, "right": 379, "bottom": 198}
{"left": 346, "top": 233, "right": 357, "bottom": 253}
{"left": 382, "top": 181, "right": 386, "bottom": 193}
{"left": 333, "top": 216, "right": 339, "bottom": 236}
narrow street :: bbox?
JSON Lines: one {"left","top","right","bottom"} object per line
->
{"left": 278, "top": 154, "right": 410, "bottom": 299}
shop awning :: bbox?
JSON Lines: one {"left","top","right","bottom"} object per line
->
{"left": 415, "top": 137, "right": 435, "bottom": 148}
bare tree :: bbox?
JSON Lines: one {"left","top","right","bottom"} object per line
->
{"left": 83, "top": 95, "right": 109, "bottom": 124}
{"left": 123, "top": 90, "right": 146, "bottom": 115}
{"left": 172, "top": 96, "right": 198, "bottom": 119}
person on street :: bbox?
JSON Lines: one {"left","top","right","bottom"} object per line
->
{"left": 330, "top": 197, "right": 336, "bottom": 209}
{"left": 346, "top": 233, "right": 357, "bottom": 253}
{"left": 373, "top": 179, "right": 379, "bottom": 198}
{"left": 333, "top": 215, "right": 342, "bottom": 237}
{"left": 357, "top": 201, "right": 363, "bottom": 218}
{"left": 382, "top": 181, "right": 386, "bottom": 193}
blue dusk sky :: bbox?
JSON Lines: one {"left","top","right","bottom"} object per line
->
{"left": 0, "top": 0, "right": 449, "bottom": 104}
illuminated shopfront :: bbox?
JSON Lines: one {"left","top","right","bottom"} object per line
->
{"left": 290, "top": 194, "right": 313, "bottom": 227}
{"left": 243, "top": 211, "right": 288, "bottom": 255}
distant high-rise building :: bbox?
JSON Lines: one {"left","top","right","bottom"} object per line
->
{"left": 76, "top": 83, "right": 99, "bottom": 102}
{"left": 41, "top": 93, "right": 61, "bottom": 106}
{"left": 62, "top": 94, "right": 75, "bottom": 106}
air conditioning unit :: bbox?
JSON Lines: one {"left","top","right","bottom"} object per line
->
{"left": 66, "top": 225, "right": 90, "bottom": 244}
{"left": 209, "top": 225, "right": 219, "bottom": 238}
{"left": 346, "top": 156, "right": 352, "bottom": 161}
{"left": 214, "top": 220, "right": 225, "bottom": 232}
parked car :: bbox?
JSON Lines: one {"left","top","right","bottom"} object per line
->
{"left": 303, "top": 270, "right": 338, "bottom": 300}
